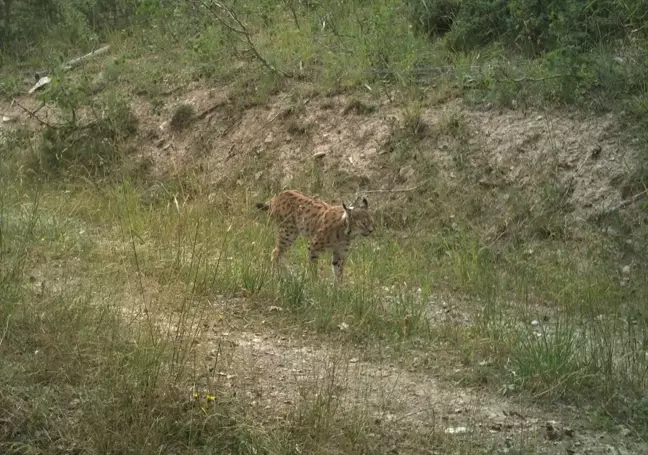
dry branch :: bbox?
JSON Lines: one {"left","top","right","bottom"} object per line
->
{"left": 28, "top": 45, "right": 111, "bottom": 94}
{"left": 62, "top": 45, "right": 110, "bottom": 70}
{"left": 11, "top": 99, "right": 52, "bottom": 127}
{"left": 195, "top": 98, "right": 230, "bottom": 121}
{"left": 361, "top": 186, "right": 420, "bottom": 194}
{"left": 196, "top": 0, "right": 292, "bottom": 78}
{"left": 613, "top": 189, "right": 648, "bottom": 211}
{"left": 284, "top": 0, "right": 300, "bottom": 30}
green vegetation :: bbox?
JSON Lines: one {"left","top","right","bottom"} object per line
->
{"left": 1, "top": 0, "right": 647, "bottom": 453}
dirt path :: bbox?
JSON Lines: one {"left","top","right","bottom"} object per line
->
{"left": 190, "top": 313, "right": 645, "bottom": 455}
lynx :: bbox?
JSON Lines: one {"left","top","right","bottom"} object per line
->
{"left": 255, "top": 190, "right": 374, "bottom": 281}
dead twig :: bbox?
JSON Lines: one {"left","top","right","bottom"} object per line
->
{"left": 505, "top": 74, "right": 565, "bottom": 83}
{"left": 0, "top": 316, "right": 10, "bottom": 347}
{"left": 284, "top": 0, "right": 300, "bottom": 30}
{"left": 361, "top": 186, "right": 421, "bottom": 194}
{"left": 196, "top": 0, "right": 292, "bottom": 78}
{"left": 11, "top": 99, "right": 53, "bottom": 128}
{"left": 195, "top": 99, "right": 230, "bottom": 121}
{"left": 614, "top": 189, "right": 648, "bottom": 211}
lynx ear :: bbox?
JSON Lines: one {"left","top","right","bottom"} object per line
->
{"left": 341, "top": 203, "right": 351, "bottom": 235}
{"left": 354, "top": 195, "right": 368, "bottom": 209}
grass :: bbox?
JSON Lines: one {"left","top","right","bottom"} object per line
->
{"left": 3, "top": 166, "right": 647, "bottom": 446}
{"left": 0, "top": 176, "right": 558, "bottom": 454}
{"left": 1, "top": 0, "right": 648, "bottom": 452}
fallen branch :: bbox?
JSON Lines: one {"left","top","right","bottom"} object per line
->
{"left": 196, "top": 0, "right": 292, "bottom": 78}
{"left": 361, "top": 186, "right": 420, "bottom": 194}
{"left": 496, "top": 66, "right": 565, "bottom": 84}
{"left": 27, "top": 76, "right": 52, "bottom": 94}
{"left": 195, "top": 98, "right": 230, "bottom": 121}
{"left": 613, "top": 189, "right": 648, "bottom": 211}
{"left": 28, "top": 45, "right": 111, "bottom": 94}
{"left": 505, "top": 74, "right": 565, "bottom": 83}
{"left": 62, "top": 45, "right": 110, "bottom": 71}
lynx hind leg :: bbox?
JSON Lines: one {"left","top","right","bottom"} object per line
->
{"left": 271, "top": 225, "right": 297, "bottom": 264}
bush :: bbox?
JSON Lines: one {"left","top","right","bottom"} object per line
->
{"left": 0, "top": 0, "right": 183, "bottom": 61}
{"left": 35, "top": 93, "right": 138, "bottom": 178}
{"left": 406, "top": 0, "right": 648, "bottom": 55}
{"left": 408, "top": 0, "right": 460, "bottom": 38}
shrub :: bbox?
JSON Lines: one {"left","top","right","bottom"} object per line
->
{"left": 405, "top": 0, "right": 648, "bottom": 55}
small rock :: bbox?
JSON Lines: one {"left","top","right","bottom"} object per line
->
{"left": 622, "top": 265, "right": 631, "bottom": 275}
{"left": 398, "top": 165, "right": 415, "bottom": 181}
{"left": 490, "top": 423, "right": 503, "bottom": 432}
{"left": 478, "top": 178, "right": 497, "bottom": 188}
{"left": 313, "top": 151, "right": 326, "bottom": 159}
{"left": 254, "top": 171, "right": 263, "bottom": 180}
{"left": 350, "top": 357, "right": 359, "bottom": 363}
{"left": 618, "top": 425, "right": 632, "bottom": 437}
{"left": 546, "top": 421, "right": 562, "bottom": 441}
{"left": 444, "top": 426, "right": 469, "bottom": 434}
{"left": 590, "top": 144, "right": 602, "bottom": 158}
{"left": 531, "top": 320, "right": 539, "bottom": 327}
{"left": 338, "top": 322, "right": 349, "bottom": 331}
{"left": 606, "top": 226, "right": 619, "bottom": 237}
{"left": 268, "top": 305, "right": 283, "bottom": 312}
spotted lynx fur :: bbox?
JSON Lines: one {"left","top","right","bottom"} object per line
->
{"left": 255, "top": 190, "right": 374, "bottom": 281}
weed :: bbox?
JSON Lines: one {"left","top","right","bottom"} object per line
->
{"left": 343, "top": 98, "right": 377, "bottom": 115}
{"left": 401, "top": 101, "right": 427, "bottom": 139}
{"left": 170, "top": 103, "right": 195, "bottom": 131}
{"left": 437, "top": 109, "right": 469, "bottom": 139}
{"left": 286, "top": 119, "right": 311, "bottom": 136}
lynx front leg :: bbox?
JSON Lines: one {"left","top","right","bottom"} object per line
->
{"left": 332, "top": 247, "right": 348, "bottom": 283}
{"left": 307, "top": 237, "right": 325, "bottom": 279}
